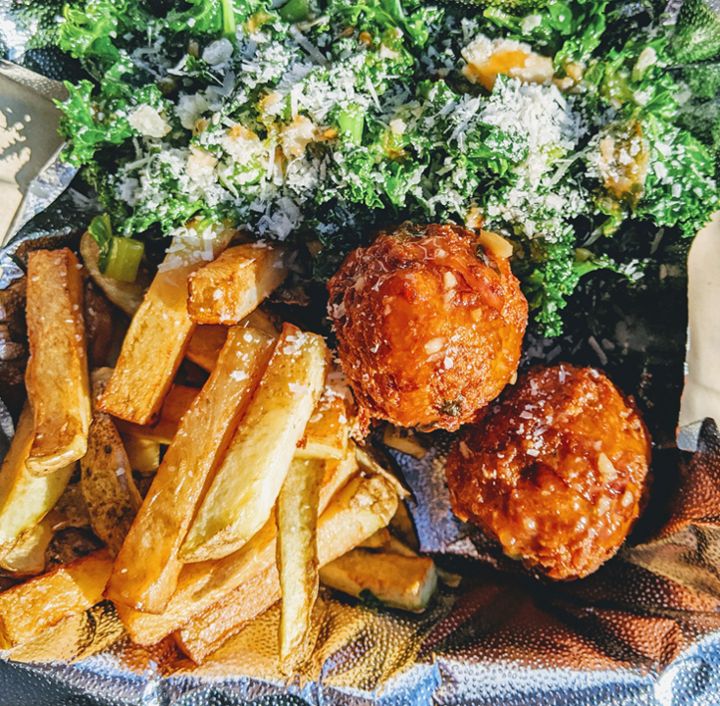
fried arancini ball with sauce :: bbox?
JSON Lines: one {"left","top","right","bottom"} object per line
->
{"left": 326, "top": 224, "right": 528, "bottom": 431}
{"left": 446, "top": 364, "right": 651, "bottom": 580}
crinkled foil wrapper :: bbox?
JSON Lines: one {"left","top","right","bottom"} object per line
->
{"left": 7, "top": 8, "right": 720, "bottom": 703}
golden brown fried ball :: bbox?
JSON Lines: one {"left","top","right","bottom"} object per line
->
{"left": 327, "top": 224, "right": 528, "bottom": 431}
{"left": 446, "top": 364, "right": 651, "bottom": 580}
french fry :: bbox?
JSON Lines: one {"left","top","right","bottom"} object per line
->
{"left": 244, "top": 308, "right": 283, "bottom": 338}
{"left": 313, "top": 474, "right": 399, "bottom": 564}
{"left": 80, "top": 368, "right": 143, "bottom": 557}
{"left": 296, "top": 392, "right": 349, "bottom": 460}
{"left": 114, "top": 420, "right": 176, "bottom": 446}
{"left": 0, "top": 518, "right": 54, "bottom": 575}
{"left": 173, "top": 474, "right": 400, "bottom": 663}
{"left": 359, "top": 527, "right": 417, "bottom": 557}
{"left": 2, "top": 601, "right": 126, "bottom": 664}
{"left": 84, "top": 279, "right": 123, "bottom": 371}
{"left": 0, "top": 405, "right": 74, "bottom": 558}
{"left": 114, "top": 384, "right": 200, "bottom": 445}
{"left": 99, "top": 226, "right": 234, "bottom": 425}
{"left": 115, "top": 519, "right": 276, "bottom": 645}
{"left": 355, "top": 445, "right": 410, "bottom": 500}
{"left": 116, "top": 471, "right": 397, "bottom": 647}
{"left": 118, "top": 425, "right": 176, "bottom": 447}
{"left": 185, "top": 309, "right": 280, "bottom": 372}
{"left": 0, "top": 549, "right": 113, "bottom": 649}
{"left": 389, "top": 500, "right": 420, "bottom": 552}
{"left": 180, "top": 324, "right": 329, "bottom": 563}
{"left": 121, "top": 437, "right": 160, "bottom": 474}
{"left": 111, "top": 452, "right": 360, "bottom": 645}
{"left": 318, "top": 447, "right": 359, "bottom": 512}
{"left": 25, "top": 248, "right": 91, "bottom": 475}
{"left": 382, "top": 425, "right": 429, "bottom": 460}
{"left": 105, "top": 326, "right": 276, "bottom": 613}
{"left": 52, "top": 483, "right": 92, "bottom": 529}
{"left": 358, "top": 527, "right": 391, "bottom": 549}
{"left": 173, "top": 565, "right": 280, "bottom": 663}
{"left": 80, "top": 232, "right": 150, "bottom": 317}
{"left": 320, "top": 549, "right": 438, "bottom": 613}
{"left": 185, "top": 325, "right": 228, "bottom": 372}
{"left": 277, "top": 458, "right": 323, "bottom": 669}
{"left": 187, "top": 243, "right": 287, "bottom": 325}
{"left": 160, "top": 384, "right": 201, "bottom": 424}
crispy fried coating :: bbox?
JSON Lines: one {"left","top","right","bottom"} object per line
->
{"left": 446, "top": 364, "right": 652, "bottom": 580}
{"left": 327, "top": 224, "right": 528, "bottom": 431}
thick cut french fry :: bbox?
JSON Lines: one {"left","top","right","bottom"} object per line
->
{"left": 116, "top": 472, "right": 398, "bottom": 647}
{"left": 180, "top": 324, "right": 329, "bottom": 563}
{"left": 114, "top": 420, "right": 176, "bottom": 446}
{"left": 185, "top": 309, "right": 280, "bottom": 372}
{"left": 80, "top": 232, "right": 150, "bottom": 317}
{"left": 105, "top": 326, "right": 275, "bottom": 613}
{"left": 25, "top": 248, "right": 91, "bottom": 475}
{"left": 187, "top": 243, "right": 287, "bottom": 325}
{"left": 389, "top": 500, "right": 420, "bottom": 552}
{"left": 320, "top": 550, "right": 438, "bottom": 613}
{"left": 114, "top": 419, "right": 176, "bottom": 446}
{"left": 0, "top": 405, "right": 74, "bottom": 558}
{"left": 277, "top": 458, "right": 323, "bottom": 669}
{"left": 111, "top": 454, "right": 360, "bottom": 647}
{"left": 360, "top": 524, "right": 419, "bottom": 557}
{"left": 295, "top": 392, "right": 349, "bottom": 460}
{"left": 244, "top": 308, "right": 283, "bottom": 338}
{"left": 173, "top": 565, "right": 280, "bottom": 663}
{"left": 52, "top": 483, "right": 91, "bottom": 529}
{"left": 355, "top": 445, "right": 410, "bottom": 500}
{"left": 359, "top": 527, "right": 391, "bottom": 549}
{"left": 113, "top": 384, "right": 200, "bottom": 445}
{"left": 317, "top": 449, "right": 358, "bottom": 516}
{"left": 81, "top": 369, "right": 142, "bottom": 557}
{"left": 185, "top": 325, "right": 228, "bottom": 372}
{"left": 84, "top": 279, "right": 123, "bottom": 371}
{"left": 382, "top": 426, "right": 429, "bottom": 460}
{"left": 0, "top": 549, "right": 113, "bottom": 649}
{"left": 99, "top": 227, "right": 233, "bottom": 425}
{"left": 121, "top": 437, "right": 160, "bottom": 474}
{"left": 2, "top": 601, "right": 126, "bottom": 664}
{"left": 314, "top": 474, "right": 399, "bottom": 565}
{"left": 0, "top": 518, "right": 54, "bottom": 575}
{"left": 160, "top": 384, "right": 201, "bottom": 424}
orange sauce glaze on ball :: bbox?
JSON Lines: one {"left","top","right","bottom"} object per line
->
{"left": 446, "top": 364, "right": 652, "bottom": 580}
{"left": 327, "top": 224, "right": 528, "bottom": 431}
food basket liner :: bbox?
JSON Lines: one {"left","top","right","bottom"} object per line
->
{"left": 2, "top": 58, "right": 720, "bottom": 706}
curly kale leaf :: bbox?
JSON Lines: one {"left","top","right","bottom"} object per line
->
{"left": 513, "top": 233, "right": 622, "bottom": 338}
{"left": 57, "top": 79, "right": 135, "bottom": 166}
{"left": 331, "top": 0, "right": 442, "bottom": 48}
{"left": 637, "top": 119, "right": 718, "bottom": 238}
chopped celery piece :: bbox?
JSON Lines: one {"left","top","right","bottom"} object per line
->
{"left": 103, "top": 237, "right": 145, "bottom": 283}
{"left": 337, "top": 104, "right": 365, "bottom": 144}
{"left": 221, "top": 0, "right": 237, "bottom": 39}
{"left": 279, "top": 0, "right": 309, "bottom": 24}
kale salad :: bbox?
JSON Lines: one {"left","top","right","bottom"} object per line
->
{"left": 8, "top": 0, "right": 720, "bottom": 340}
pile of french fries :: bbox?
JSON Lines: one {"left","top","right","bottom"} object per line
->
{"left": 0, "top": 223, "right": 443, "bottom": 671}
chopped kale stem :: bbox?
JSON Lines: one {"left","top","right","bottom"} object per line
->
{"left": 18, "top": 0, "right": 718, "bottom": 335}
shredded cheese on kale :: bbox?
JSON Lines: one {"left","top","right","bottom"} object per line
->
{"left": 44, "top": 0, "right": 720, "bottom": 335}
